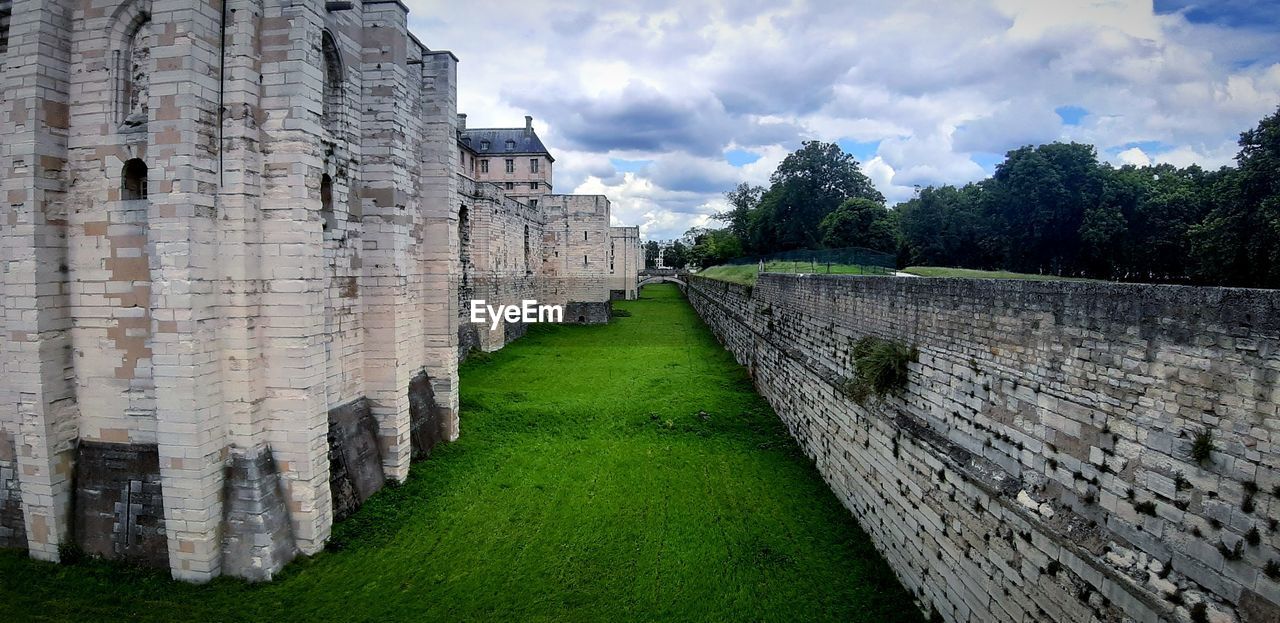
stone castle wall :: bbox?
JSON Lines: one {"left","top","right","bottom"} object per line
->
{"left": 608, "top": 226, "right": 640, "bottom": 301}
{"left": 0, "top": 0, "right": 636, "bottom": 584}
{"left": 456, "top": 174, "right": 545, "bottom": 355}
{"left": 539, "top": 194, "right": 613, "bottom": 323}
{"left": 687, "top": 273, "right": 1280, "bottom": 623}
{"left": 0, "top": 0, "right": 462, "bottom": 583}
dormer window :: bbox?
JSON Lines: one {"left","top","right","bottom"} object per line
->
{"left": 480, "top": 140, "right": 490, "bottom": 151}
{"left": 505, "top": 139, "right": 515, "bottom": 151}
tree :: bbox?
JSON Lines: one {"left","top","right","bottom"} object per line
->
{"left": 757, "top": 141, "right": 883, "bottom": 252}
{"left": 716, "top": 183, "right": 764, "bottom": 243}
{"left": 685, "top": 227, "right": 744, "bottom": 268}
{"left": 986, "top": 142, "right": 1104, "bottom": 275}
{"left": 897, "top": 183, "right": 993, "bottom": 269}
{"left": 817, "top": 198, "right": 898, "bottom": 252}
{"left": 663, "top": 240, "right": 691, "bottom": 269}
{"left": 1189, "top": 106, "right": 1280, "bottom": 287}
{"left": 643, "top": 240, "right": 661, "bottom": 269}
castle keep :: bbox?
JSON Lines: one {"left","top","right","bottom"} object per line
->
{"left": 0, "top": 0, "right": 637, "bottom": 582}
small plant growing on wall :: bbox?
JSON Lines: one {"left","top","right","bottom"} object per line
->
{"left": 841, "top": 336, "right": 918, "bottom": 405}
{"left": 1216, "top": 539, "right": 1244, "bottom": 561}
{"left": 1133, "top": 500, "right": 1157, "bottom": 516}
{"left": 1266, "top": 560, "right": 1280, "bottom": 580}
{"left": 1246, "top": 526, "right": 1261, "bottom": 547}
{"left": 1174, "top": 472, "right": 1191, "bottom": 491}
{"left": 1191, "top": 428, "right": 1214, "bottom": 464}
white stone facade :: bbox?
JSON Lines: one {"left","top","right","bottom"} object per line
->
{"left": 0, "top": 0, "right": 469, "bottom": 582}
{"left": 609, "top": 226, "right": 641, "bottom": 300}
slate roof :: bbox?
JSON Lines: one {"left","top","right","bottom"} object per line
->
{"left": 459, "top": 128, "right": 554, "bottom": 161}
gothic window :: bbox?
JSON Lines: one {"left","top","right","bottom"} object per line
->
{"left": 480, "top": 159, "right": 489, "bottom": 173}
{"left": 505, "top": 159, "right": 514, "bottom": 173}
{"left": 530, "top": 159, "right": 539, "bottom": 173}
{"left": 505, "top": 140, "right": 515, "bottom": 151}
{"left": 120, "top": 15, "right": 153, "bottom": 128}
{"left": 505, "top": 182, "right": 514, "bottom": 190}
{"left": 121, "top": 159, "right": 148, "bottom": 200}
{"left": 480, "top": 140, "right": 490, "bottom": 151}
{"left": 530, "top": 182, "right": 539, "bottom": 190}
{"left": 320, "top": 31, "right": 343, "bottom": 134}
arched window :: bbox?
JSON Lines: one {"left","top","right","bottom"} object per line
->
{"left": 320, "top": 173, "right": 336, "bottom": 231}
{"left": 121, "top": 159, "right": 147, "bottom": 200}
{"left": 320, "top": 31, "right": 343, "bottom": 133}
{"left": 120, "top": 15, "right": 153, "bottom": 128}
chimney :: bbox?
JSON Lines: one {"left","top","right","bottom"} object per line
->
{"left": 457, "top": 113, "right": 467, "bottom": 131}
{"left": 525, "top": 115, "right": 533, "bottom": 135}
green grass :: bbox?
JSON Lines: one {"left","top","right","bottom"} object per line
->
{"left": 0, "top": 283, "right": 919, "bottom": 623}
{"left": 698, "top": 262, "right": 891, "bottom": 285}
{"left": 901, "top": 266, "right": 1100, "bottom": 281}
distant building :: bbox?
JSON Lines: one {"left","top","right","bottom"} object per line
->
{"left": 454, "top": 114, "right": 640, "bottom": 351}
{"left": 609, "top": 227, "right": 642, "bottom": 300}
{"left": 459, "top": 115, "right": 554, "bottom": 206}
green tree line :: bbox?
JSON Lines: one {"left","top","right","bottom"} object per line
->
{"left": 674, "top": 106, "right": 1280, "bottom": 287}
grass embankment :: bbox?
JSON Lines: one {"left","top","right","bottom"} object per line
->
{"left": 697, "top": 262, "right": 891, "bottom": 286}
{"left": 698, "top": 262, "right": 1098, "bottom": 285}
{"left": 0, "top": 283, "right": 920, "bottom": 623}
{"left": 900, "top": 266, "right": 1099, "bottom": 281}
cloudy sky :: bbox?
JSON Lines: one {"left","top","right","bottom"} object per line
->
{"left": 407, "top": 0, "right": 1280, "bottom": 240}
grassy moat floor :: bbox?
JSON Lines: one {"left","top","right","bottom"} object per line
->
{"left": 0, "top": 284, "right": 920, "bottom": 623}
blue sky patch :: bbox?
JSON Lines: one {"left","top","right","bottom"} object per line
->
{"left": 1154, "top": 0, "right": 1280, "bottom": 30}
{"left": 724, "top": 149, "right": 761, "bottom": 167}
{"left": 837, "top": 139, "right": 881, "bottom": 163}
{"left": 1114, "top": 140, "right": 1170, "bottom": 154}
{"left": 1055, "top": 106, "right": 1089, "bottom": 126}
{"left": 610, "top": 158, "right": 653, "bottom": 173}
{"left": 970, "top": 152, "right": 1004, "bottom": 172}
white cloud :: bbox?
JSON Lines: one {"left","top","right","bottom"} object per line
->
{"left": 406, "top": 0, "right": 1280, "bottom": 238}
{"left": 1116, "top": 147, "right": 1151, "bottom": 166}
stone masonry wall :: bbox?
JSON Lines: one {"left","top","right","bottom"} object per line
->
{"left": 687, "top": 274, "right": 1280, "bottom": 623}
{"left": 457, "top": 174, "right": 544, "bottom": 355}
{"left": 608, "top": 226, "right": 639, "bottom": 301}
{"left": 540, "top": 194, "right": 612, "bottom": 323}
{"left": 0, "top": 0, "right": 461, "bottom": 583}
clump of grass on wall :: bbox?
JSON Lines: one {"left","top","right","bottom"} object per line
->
{"left": 1191, "top": 428, "right": 1214, "bottom": 464}
{"left": 842, "top": 336, "right": 918, "bottom": 405}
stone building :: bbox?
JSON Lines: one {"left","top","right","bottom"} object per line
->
{"left": 458, "top": 114, "right": 553, "bottom": 205}
{"left": 0, "top": 0, "right": 469, "bottom": 583}
{"left": 609, "top": 226, "right": 641, "bottom": 300}
{"left": 455, "top": 115, "right": 629, "bottom": 355}
{"left": 0, "top": 0, "right": 640, "bottom": 584}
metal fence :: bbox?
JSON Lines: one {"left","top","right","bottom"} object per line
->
{"left": 722, "top": 246, "right": 897, "bottom": 276}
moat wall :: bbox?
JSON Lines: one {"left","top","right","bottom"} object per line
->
{"left": 687, "top": 273, "right": 1280, "bottom": 623}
